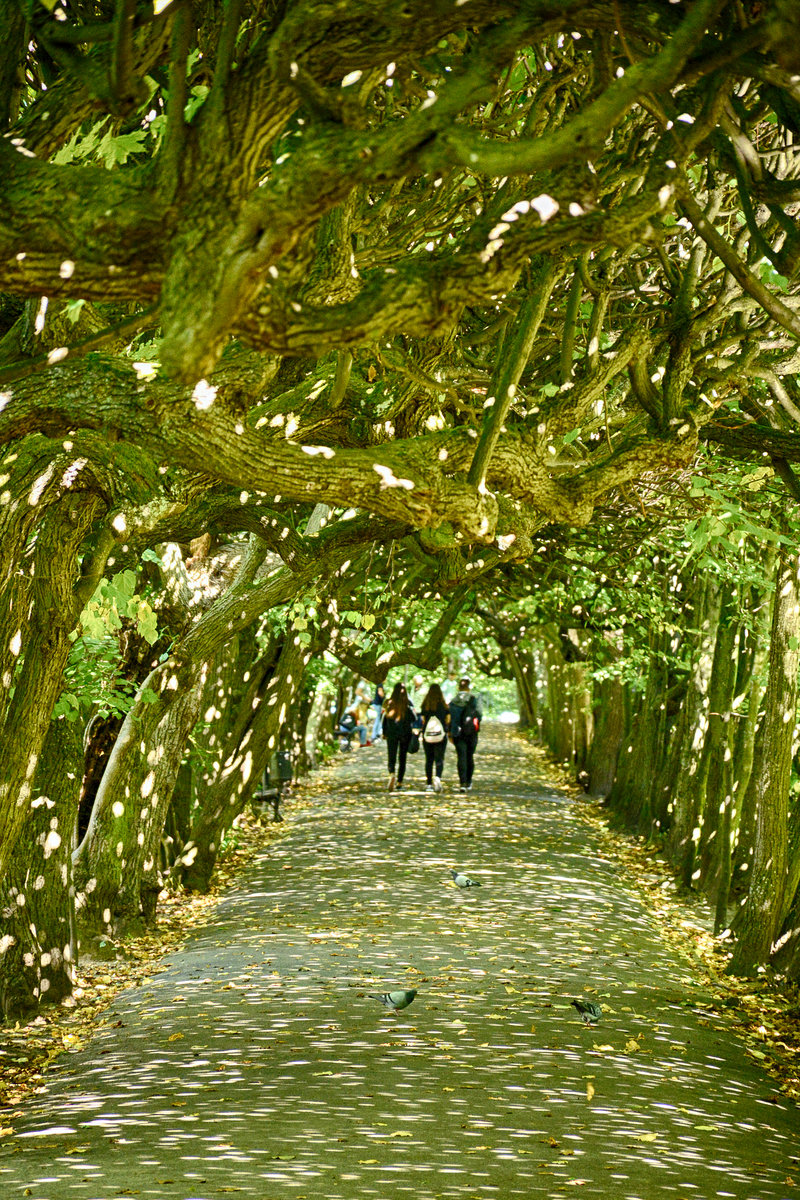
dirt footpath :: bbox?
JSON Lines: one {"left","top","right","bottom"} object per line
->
{"left": 1, "top": 727, "right": 798, "bottom": 1200}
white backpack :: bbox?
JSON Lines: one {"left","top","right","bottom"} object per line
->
{"left": 423, "top": 715, "right": 446, "bottom": 743}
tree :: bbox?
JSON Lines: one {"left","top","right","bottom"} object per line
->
{"left": 6, "top": 0, "right": 800, "bottom": 1015}
{"left": 730, "top": 541, "right": 800, "bottom": 975}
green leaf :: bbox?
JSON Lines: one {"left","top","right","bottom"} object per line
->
{"left": 65, "top": 299, "right": 86, "bottom": 324}
{"left": 96, "top": 127, "right": 148, "bottom": 168}
{"left": 184, "top": 85, "right": 209, "bottom": 123}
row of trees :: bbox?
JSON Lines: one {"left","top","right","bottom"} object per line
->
{"left": 3, "top": 0, "right": 800, "bottom": 1018}
{"left": 501, "top": 468, "right": 800, "bottom": 980}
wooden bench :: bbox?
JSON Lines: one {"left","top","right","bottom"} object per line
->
{"left": 251, "top": 752, "right": 293, "bottom": 821}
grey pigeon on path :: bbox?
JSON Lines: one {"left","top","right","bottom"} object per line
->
{"left": 368, "top": 988, "right": 418, "bottom": 1012}
{"left": 450, "top": 868, "right": 481, "bottom": 888}
{"left": 571, "top": 998, "right": 602, "bottom": 1024}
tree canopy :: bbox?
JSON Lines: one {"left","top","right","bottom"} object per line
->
{"left": 4, "top": 0, "right": 800, "bottom": 1017}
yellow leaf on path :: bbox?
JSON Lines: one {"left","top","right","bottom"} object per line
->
{"left": 624, "top": 1039, "right": 640, "bottom": 1053}
{"left": 586, "top": 1081, "right": 595, "bottom": 1101}
{"left": 593, "top": 1044, "right": 615, "bottom": 1052}
{"left": 635, "top": 1133, "right": 658, "bottom": 1142}
{"left": 388, "top": 1131, "right": 412, "bottom": 1138}
{"left": 168, "top": 1032, "right": 184, "bottom": 1041}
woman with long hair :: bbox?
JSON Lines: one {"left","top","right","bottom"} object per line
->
{"left": 382, "top": 682, "right": 415, "bottom": 791}
{"left": 420, "top": 683, "right": 450, "bottom": 792}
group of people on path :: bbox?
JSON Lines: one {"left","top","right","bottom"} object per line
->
{"left": 381, "top": 677, "right": 482, "bottom": 794}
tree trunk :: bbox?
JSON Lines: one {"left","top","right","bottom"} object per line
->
{"left": 606, "top": 629, "right": 670, "bottom": 837}
{"left": 505, "top": 644, "right": 537, "bottom": 730}
{"left": 0, "top": 493, "right": 103, "bottom": 879}
{"left": 729, "top": 588, "right": 772, "bottom": 903}
{"left": 288, "top": 682, "right": 316, "bottom": 779}
{"left": 667, "top": 575, "right": 722, "bottom": 885}
{"left": 73, "top": 661, "right": 205, "bottom": 934}
{"left": 696, "top": 592, "right": 739, "bottom": 898}
{"left": 729, "top": 545, "right": 800, "bottom": 975}
{"left": 304, "top": 683, "right": 335, "bottom": 768}
{"left": 586, "top": 633, "right": 625, "bottom": 797}
{"left": 0, "top": 718, "right": 83, "bottom": 1022}
{"left": 137, "top": 683, "right": 207, "bottom": 925}
{"left": 181, "top": 633, "right": 310, "bottom": 892}
{"left": 772, "top": 806, "right": 800, "bottom": 977}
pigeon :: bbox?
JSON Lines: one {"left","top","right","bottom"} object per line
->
{"left": 571, "top": 998, "right": 602, "bottom": 1024}
{"left": 450, "top": 869, "right": 481, "bottom": 888}
{"left": 368, "top": 988, "right": 418, "bottom": 1011}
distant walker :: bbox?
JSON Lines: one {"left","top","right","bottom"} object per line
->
{"left": 449, "top": 677, "right": 482, "bottom": 793}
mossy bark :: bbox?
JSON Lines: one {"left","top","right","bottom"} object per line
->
{"left": 730, "top": 546, "right": 800, "bottom": 975}
{"left": 181, "top": 633, "right": 310, "bottom": 892}
{"left": 0, "top": 718, "right": 83, "bottom": 1022}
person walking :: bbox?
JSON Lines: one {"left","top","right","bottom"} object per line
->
{"left": 382, "top": 682, "right": 416, "bottom": 791}
{"left": 420, "top": 683, "right": 450, "bottom": 792}
{"left": 370, "top": 682, "right": 385, "bottom": 742}
{"left": 412, "top": 673, "right": 431, "bottom": 710}
{"left": 449, "top": 677, "right": 482, "bottom": 793}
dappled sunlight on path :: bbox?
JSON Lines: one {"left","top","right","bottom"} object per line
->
{"left": 1, "top": 729, "right": 798, "bottom": 1199}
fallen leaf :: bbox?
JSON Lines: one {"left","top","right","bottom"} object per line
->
{"left": 586, "top": 1081, "right": 595, "bottom": 1101}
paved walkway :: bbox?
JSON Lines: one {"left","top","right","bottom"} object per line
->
{"left": 1, "top": 728, "right": 798, "bottom": 1200}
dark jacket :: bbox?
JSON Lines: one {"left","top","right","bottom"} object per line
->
{"left": 449, "top": 690, "right": 482, "bottom": 740}
{"left": 382, "top": 703, "right": 416, "bottom": 742}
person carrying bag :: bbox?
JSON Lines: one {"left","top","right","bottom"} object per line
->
{"left": 449, "top": 676, "right": 482, "bottom": 793}
{"left": 420, "top": 683, "right": 450, "bottom": 793}
{"left": 382, "top": 682, "right": 416, "bottom": 791}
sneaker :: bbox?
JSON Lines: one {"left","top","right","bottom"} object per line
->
{"left": 426, "top": 784, "right": 434, "bottom": 792}
{"left": 433, "top": 778, "right": 442, "bottom": 793}
{"left": 459, "top": 785, "right": 467, "bottom": 794}
{"left": 388, "top": 774, "right": 396, "bottom": 792}
{"left": 396, "top": 782, "right": 403, "bottom": 791}
{"left": 466, "top": 784, "right": 473, "bottom": 792}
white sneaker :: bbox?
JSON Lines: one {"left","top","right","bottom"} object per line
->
{"left": 433, "top": 778, "right": 442, "bottom": 793}
{"left": 426, "top": 784, "right": 434, "bottom": 792}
